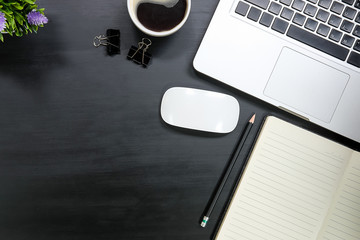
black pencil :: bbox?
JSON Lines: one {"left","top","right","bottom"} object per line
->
{"left": 200, "top": 113, "right": 256, "bottom": 227}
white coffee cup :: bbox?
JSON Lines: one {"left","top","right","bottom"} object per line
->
{"left": 127, "top": 0, "right": 191, "bottom": 37}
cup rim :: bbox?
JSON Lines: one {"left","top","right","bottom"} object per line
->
{"left": 127, "top": 0, "right": 191, "bottom": 37}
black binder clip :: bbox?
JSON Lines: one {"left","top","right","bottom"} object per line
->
{"left": 93, "top": 29, "right": 120, "bottom": 55}
{"left": 127, "top": 38, "right": 152, "bottom": 67}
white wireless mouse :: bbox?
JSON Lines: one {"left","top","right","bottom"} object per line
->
{"left": 160, "top": 87, "right": 240, "bottom": 133}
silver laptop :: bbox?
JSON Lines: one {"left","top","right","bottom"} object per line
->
{"left": 194, "top": 0, "right": 360, "bottom": 143}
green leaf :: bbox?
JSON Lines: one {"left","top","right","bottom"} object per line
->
{"left": 14, "top": 13, "right": 24, "bottom": 25}
{"left": 19, "top": 24, "right": 28, "bottom": 34}
{"left": 29, "top": 24, "right": 37, "bottom": 33}
{"left": 3, "top": 9, "right": 13, "bottom": 15}
{"left": 23, "top": 0, "right": 36, "bottom": 4}
{"left": 9, "top": 17, "right": 15, "bottom": 28}
{"left": 0, "top": 32, "right": 3, "bottom": 42}
{"left": 15, "top": 29, "right": 21, "bottom": 36}
{"left": 24, "top": 4, "right": 38, "bottom": 12}
{"left": 23, "top": 21, "right": 30, "bottom": 33}
{"left": 11, "top": 3, "right": 24, "bottom": 10}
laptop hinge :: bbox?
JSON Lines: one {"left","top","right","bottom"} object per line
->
{"left": 278, "top": 106, "right": 310, "bottom": 121}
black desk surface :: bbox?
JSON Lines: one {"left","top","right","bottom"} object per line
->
{"left": 1, "top": 0, "right": 359, "bottom": 239}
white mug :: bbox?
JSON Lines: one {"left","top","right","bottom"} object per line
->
{"left": 127, "top": 0, "right": 191, "bottom": 37}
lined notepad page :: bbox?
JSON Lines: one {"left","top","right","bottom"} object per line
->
{"left": 215, "top": 117, "right": 353, "bottom": 240}
{"left": 318, "top": 152, "right": 360, "bottom": 240}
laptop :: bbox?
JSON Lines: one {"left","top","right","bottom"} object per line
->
{"left": 193, "top": 0, "right": 360, "bottom": 143}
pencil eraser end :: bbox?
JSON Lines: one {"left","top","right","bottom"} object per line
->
{"left": 200, "top": 216, "right": 209, "bottom": 227}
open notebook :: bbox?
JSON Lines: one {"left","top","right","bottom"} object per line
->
{"left": 215, "top": 116, "right": 360, "bottom": 240}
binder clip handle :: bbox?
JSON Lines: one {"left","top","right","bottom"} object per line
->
{"left": 127, "top": 38, "right": 152, "bottom": 68}
{"left": 93, "top": 29, "right": 120, "bottom": 55}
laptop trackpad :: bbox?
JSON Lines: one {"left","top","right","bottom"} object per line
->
{"left": 264, "top": 47, "right": 349, "bottom": 123}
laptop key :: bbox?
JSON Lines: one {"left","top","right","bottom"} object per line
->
{"left": 329, "top": 14, "right": 342, "bottom": 27}
{"left": 342, "top": 0, "right": 355, "bottom": 5}
{"left": 260, "top": 12, "right": 274, "bottom": 27}
{"left": 272, "top": 17, "right": 289, "bottom": 33}
{"left": 304, "top": 4, "right": 318, "bottom": 17}
{"left": 235, "top": 1, "right": 250, "bottom": 16}
{"left": 319, "top": 0, "right": 332, "bottom": 9}
{"left": 355, "top": 0, "right": 360, "bottom": 8}
{"left": 317, "top": 23, "right": 331, "bottom": 36}
{"left": 245, "top": 0, "right": 270, "bottom": 10}
{"left": 354, "top": 39, "right": 360, "bottom": 51}
{"left": 247, "top": 6, "right": 262, "bottom": 21}
{"left": 316, "top": 9, "right": 330, "bottom": 22}
{"left": 340, "top": 19, "right": 355, "bottom": 33}
{"left": 341, "top": 34, "right": 355, "bottom": 47}
{"left": 280, "top": 0, "right": 292, "bottom": 6}
{"left": 269, "top": 2, "right": 282, "bottom": 15}
{"left": 293, "top": 12, "right": 307, "bottom": 25}
{"left": 331, "top": 2, "right": 345, "bottom": 14}
{"left": 347, "top": 51, "right": 360, "bottom": 67}
{"left": 292, "top": 0, "right": 306, "bottom": 11}
{"left": 329, "top": 29, "right": 343, "bottom": 42}
{"left": 287, "top": 24, "right": 349, "bottom": 61}
{"left": 281, "top": 7, "right": 295, "bottom": 20}
{"left": 343, "top": 6, "right": 357, "bottom": 19}
{"left": 305, "top": 18, "right": 319, "bottom": 31}
{"left": 353, "top": 25, "right": 360, "bottom": 37}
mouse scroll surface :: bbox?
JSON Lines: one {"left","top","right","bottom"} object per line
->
{"left": 160, "top": 87, "right": 240, "bottom": 133}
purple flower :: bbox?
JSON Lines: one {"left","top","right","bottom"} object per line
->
{"left": 27, "top": 10, "right": 48, "bottom": 26}
{"left": 0, "top": 12, "right": 6, "bottom": 32}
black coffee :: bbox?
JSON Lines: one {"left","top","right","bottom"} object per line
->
{"left": 136, "top": 0, "right": 187, "bottom": 32}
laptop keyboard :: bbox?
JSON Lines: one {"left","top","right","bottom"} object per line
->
{"left": 235, "top": 0, "right": 360, "bottom": 68}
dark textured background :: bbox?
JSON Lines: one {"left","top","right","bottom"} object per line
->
{"left": 0, "top": 0, "right": 359, "bottom": 239}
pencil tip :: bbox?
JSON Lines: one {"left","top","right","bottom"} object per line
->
{"left": 249, "top": 114, "right": 256, "bottom": 124}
